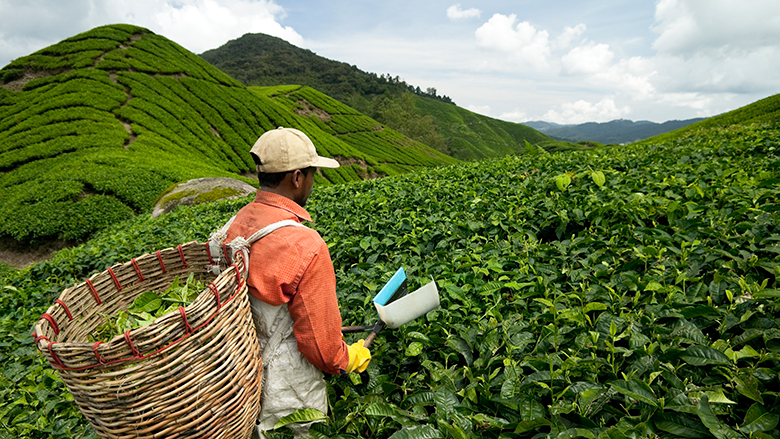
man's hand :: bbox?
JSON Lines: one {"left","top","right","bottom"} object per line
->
{"left": 346, "top": 340, "right": 371, "bottom": 373}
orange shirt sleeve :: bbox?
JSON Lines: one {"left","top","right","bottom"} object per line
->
{"left": 286, "top": 238, "right": 350, "bottom": 375}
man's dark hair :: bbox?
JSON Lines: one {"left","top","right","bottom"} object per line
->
{"left": 257, "top": 167, "right": 315, "bottom": 188}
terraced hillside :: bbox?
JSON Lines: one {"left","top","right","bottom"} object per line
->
{"left": 0, "top": 24, "right": 458, "bottom": 245}
{"left": 201, "top": 32, "right": 579, "bottom": 161}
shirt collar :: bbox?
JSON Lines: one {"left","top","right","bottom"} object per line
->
{"left": 254, "top": 191, "right": 313, "bottom": 223}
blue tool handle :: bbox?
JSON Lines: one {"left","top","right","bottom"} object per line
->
{"left": 372, "top": 267, "right": 406, "bottom": 306}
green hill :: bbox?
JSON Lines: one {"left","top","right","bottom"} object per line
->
{"left": 637, "top": 92, "right": 780, "bottom": 145}
{"left": 0, "top": 24, "right": 457, "bottom": 245}
{"left": 200, "top": 32, "right": 580, "bottom": 160}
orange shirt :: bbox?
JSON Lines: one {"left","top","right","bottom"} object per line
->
{"left": 225, "top": 191, "right": 349, "bottom": 374}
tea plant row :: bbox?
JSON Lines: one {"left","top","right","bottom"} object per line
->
{"left": 2, "top": 122, "right": 777, "bottom": 438}
{"left": 0, "top": 24, "right": 456, "bottom": 243}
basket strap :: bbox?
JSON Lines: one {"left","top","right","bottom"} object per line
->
{"left": 207, "top": 215, "right": 237, "bottom": 264}
{"left": 208, "top": 219, "right": 306, "bottom": 270}
{"left": 228, "top": 220, "right": 306, "bottom": 275}
{"left": 245, "top": 220, "right": 306, "bottom": 246}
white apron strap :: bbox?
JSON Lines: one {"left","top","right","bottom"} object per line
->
{"left": 207, "top": 218, "right": 305, "bottom": 273}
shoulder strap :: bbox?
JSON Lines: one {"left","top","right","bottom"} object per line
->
{"left": 207, "top": 217, "right": 306, "bottom": 272}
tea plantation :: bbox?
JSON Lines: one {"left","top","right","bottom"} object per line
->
{"left": 1, "top": 118, "right": 778, "bottom": 438}
{"left": 0, "top": 24, "right": 457, "bottom": 244}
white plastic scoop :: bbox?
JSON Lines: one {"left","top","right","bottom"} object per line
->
{"left": 341, "top": 268, "right": 440, "bottom": 347}
{"left": 373, "top": 280, "right": 439, "bottom": 329}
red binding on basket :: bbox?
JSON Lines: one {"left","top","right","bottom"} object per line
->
{"left": 55, "top": 299, "right": 73, "bottom": 320}
{"left": 179, "top": 307, "right": 194, "bottom": 333}
{"left": 177, "top": 244, "right": 188, "bottom": 268}
{"left": 47, "top": 340, "right": 65, "bottom": 369}
{"left": 156, "top": 250, "right": 167, "bottom": 274}
{"left": 131, "top": 258, "right": 144, "bottom": 282}
{"left": 206, "top": 242, "right": 214, "bottom": 265}
{"left": 124, "top": 331, "right": 142, "bottom": 358}
{"left": 85, "top": 279, "right": 101, "bottom": 304}
{"left": 208, "top": 283, "right": 221, "bottom": 310}
{"left": 41, "top": 313, "right": 59, "bottom": 335}
{"left": 93, "top": 341, "right": 108, "bottom": 364}
{"left": 222, "top": 243, "right": 230, "bottom": 261}
{"left": 107, "top": 267, "right": 122, "bottom": 292}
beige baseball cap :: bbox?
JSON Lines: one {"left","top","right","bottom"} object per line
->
{"left": 250, "top": 127, "right": 340, "bottom": 173}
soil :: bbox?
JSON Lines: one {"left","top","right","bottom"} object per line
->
{"left": 0, "top": 237, "right": 73, "bottom": 270}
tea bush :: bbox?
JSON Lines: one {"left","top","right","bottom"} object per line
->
{"left": 2, "top": 123, "right": 778, "bottom": 438}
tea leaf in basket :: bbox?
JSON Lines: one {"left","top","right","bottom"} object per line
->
{"left": 162, "top": 273, "right": 202, "bottom": 304}
{"left": 89, "top": 275, "right": 204, "bottom": 341}
{"left": 130, "top": 292, "right": 162, "bottom": 314}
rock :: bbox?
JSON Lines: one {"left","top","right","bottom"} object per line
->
{"left": 153, "top": 177, "right": 257, "bottom": 218}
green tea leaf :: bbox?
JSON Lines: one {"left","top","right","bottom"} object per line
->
{"left": 129, "top": 291, "right": 162, "bottom": 313}
{"left": 446, "top": 336, "right": 473, "bottom": 366}
{"left": 582, "top": 302, "right": 607, "bottom": 313}
{"left": 436, "top": 420, "right": 468, "bottom": 439}
{"left": 518, "top": 395, "right": 546, "bottom": 421}
{"left": 740, "top": 411, "right": 779, "bottom": 435}
{"left": 654, "top": 412, "right": 709, "bottom": 438}
{"left": 696, "top": 394, "right": 740, "bottom": 439}
{"left": 705, "top": 389, "right": 736, "bottom": 404}
{"left": 734, "top": 374, "right": 763, "bottom": 404}
{"left": 387, "top": 424, "right": 440, "bottom": 439}
{"left": 365, "top": 402, "right": 409, "bottom": 419}
{"left": 591, "top": 170, "right": 606, "bottom": 188}
{"left": 555, "top": 173, "right": 572, "bottom": 191}
{"left": 608, "top": 379, "right": 658, "bottom": 407}
{"left": 273, "top": 408, "right": 326, "bottom": 429}
{"left": 515, "top": 417, "right": 552, "bottom": 434}
{"left": 681, "top": 345, "right": 730, "bottom": 366}
{"left": 406, "top": 342, "right": 423, "bottom": 356}
{"left": 556, "top": 428, "right": 595, "bottom": 439}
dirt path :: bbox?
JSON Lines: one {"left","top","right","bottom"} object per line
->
{"left": 0, "top": 238, "right": 72, "bottom": 270}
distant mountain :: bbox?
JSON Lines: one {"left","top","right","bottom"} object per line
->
{"left": 0, "top": 24, "right": 457, "bottom": 244}
{"left": 523, "top": 118, "right": 705, "bottom": 144}
{"left": 200, "top": 33, "right": 582, "bottom": 160}
{"left": 638, "top": 92, "right": 780, "bottom": 145}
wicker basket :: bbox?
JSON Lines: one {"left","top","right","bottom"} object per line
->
{"left": 33, "top": 241, "right": 261, "bottom": 439}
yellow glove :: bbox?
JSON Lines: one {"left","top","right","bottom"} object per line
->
{"left": 346, "top": 340, "right": 371, "bottom": 373}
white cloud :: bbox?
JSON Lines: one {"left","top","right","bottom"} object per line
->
{"left": 150, "top": 0, "right": 303, "bottom": 52}
{"left": 553, "top": 24, "right": 586, "bottom": 50}
{"left": 562, "top": 43, "right": 613, "bottom": 75}
{"left": 543, "top": 98, "right": 631, "bottom": 124}
{"left": 475, "top": 14, "right": 551, "bottom": 69}
{"left": 649, "top": 0, "right": 780, "bottom": 95}
{"left": 658, "top": 92, "right": 713, "bottom": 114}
{"left": 652, "top": 0, "right": 780, "bottom": 56}
{"left": 466, "top": 104, "right": 492, "bottom": 117}
{"left": 498, "top": 109, "right": 528, "bottom": 123}
{"left": 447, "top": 4, "right": 481, "bottom": 21}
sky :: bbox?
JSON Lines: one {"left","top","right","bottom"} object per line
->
{"left": 1, "top": 1, "right": 779, "bottom": 124}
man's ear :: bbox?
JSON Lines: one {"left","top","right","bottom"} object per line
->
{"left": 290, "top": 169, "right": 304, "bottom": 188}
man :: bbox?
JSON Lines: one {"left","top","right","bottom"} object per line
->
{"left": 225, "top": 127, "right": 371, "bottom": 438}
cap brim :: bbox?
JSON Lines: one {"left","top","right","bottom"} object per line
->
{"left": 313, "top": 156, "right": 340, "bottom": 168}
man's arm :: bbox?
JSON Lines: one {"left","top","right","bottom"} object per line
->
{"left": 287, "top": 241, "right": 350, "bottom": 374}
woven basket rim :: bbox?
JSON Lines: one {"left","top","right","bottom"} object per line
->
{"left": 33, "top": 241, "right": 248, "bottom": 371}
